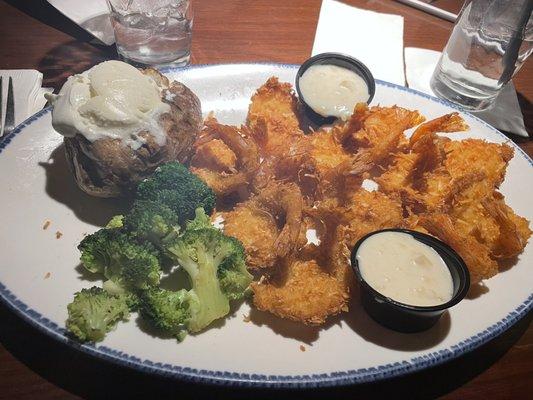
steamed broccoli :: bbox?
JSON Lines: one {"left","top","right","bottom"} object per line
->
{"left": 136, "top": 162, "right": 216, "bottom": 224}
{"left": 78, "top": 228, "right": 117, "bottom": 274}
{"left": 69, "top": 162, "right": 253, "bottom": 342}
{"left": 139, "top": 288, "right": 191, "bottom": 337}
{"left": 106, "top": 215, "right": 124, "bottom": 229}
{"left": 102, "top": 279, "right": 141, "bottom": 311}
{"left": 162, "top": 228, "right": 253, "bottom": 333}
{"left": 185, "top": 207, "right": 214, "bottom": 231}
{"left": 138, "top": 208, "right": 251, "bottom": 337}
{"left": 78, "top": 229, "right": 162, "bottom": 291}
{"left": 123, "top": 200, "right": 180, "bottom": 245}
{"left": 217, "top": 240, "right": 253, "bottom": 301}
{"left": 66, "top": 287, "right": 129, "bottom": 342}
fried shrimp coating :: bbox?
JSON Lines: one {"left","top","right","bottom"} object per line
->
{"left": 376, "top": 113, "right": 468, "bottom": 199}
{"left": 247, "top": 77, "right": 305, "bottom": 158}
{"left": 314, "top": 190, "right": 404, "bottom": 292}
{"left": 451, "top": 189, "right": 532, "bottom": 260}
{"left": 375, "top": 114, "right": 529, "bottom": 277}
{"left": 191, "top": 118, "right": 259, "bottom": 197}
{"left": 309, "top": 128, "right": 352, "bottom": 175}
{"left": 418, "top": 214, "right": 498, "bottom": 284}
{"left": 377, "top": 114, "right": 511, "bottom": 215}
{"left": 418, "top": 140, "right": 513, "bottom": 212}
{"left": 221, "top": 182, "right": 303, "bottom": 268}
{"left": 219, "top": 205, "right": 278, "bottom": 269}
{"left": 345, "top": 105, "right": 425, "bottom": 171}
{"left": 251, "top": 135, "right": 315, "bottom": 197}
{"left": 444, "top": 139, "right": 514, "bottom": 189}
{"left": 199, "top": 77, "right": 530, "bottom": 325}
{"left": 335, "top": 190, "right": 404, "bottom": 281}
{"left": 251, "top": 182, "right": 303, "bottom": 258}
{"left": 375, "top": 152, "right": 419, "bottom": 194}
{"left": 254, "top": 189, "right": 405, "bottom": 325}
{"left": 192, "top": 139, "right": 237, "bottom": 172}
{"left": 481, "top": 193, "right": 532, "bottom": 258}
{"left": 409, "top": 112, "right": 468, "bottom": 146}
{"left": 245, "top": 77, "right": 318, "bottom": 195}
{"left": 252, "top": 258, "right": 349, "bottom": 325}
{"left": 308, "top": 105, "right": 423, "bottom": 203}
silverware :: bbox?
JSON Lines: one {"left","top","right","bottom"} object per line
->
{"left": 395, "top": 0, "right": 458, "bottom": 22}
{"left": 0, "top": 77, "right": 2, "bottom": 135}
{"left": 4, "top": 77, "right": 15, "bottom": 137}
{"left": 0, "top": 76, "right": 15, "bottom": 139}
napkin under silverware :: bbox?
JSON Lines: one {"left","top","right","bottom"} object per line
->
{"left": 405, "top": 47, "right": 528, "bottom": 137}
{"left": 47, "top": 0, "right": 114, "bottom": 46}
{"left": 312, "top": 0, "right": 405, "bottom": 86}
{"left": 0, "top": 70, "right": 53, "bottom": 133}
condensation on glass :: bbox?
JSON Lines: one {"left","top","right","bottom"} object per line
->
{"left": 431, "top": 0, "right": 533, "bottom": 110}
{"left": 107, "top": 0, "right": 193, "bottom": 67}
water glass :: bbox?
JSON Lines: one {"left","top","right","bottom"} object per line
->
{"left": 430, "top": 0, "right": 533, "bottom": 110}
{"left": 106, "top": 0, "right": 193, "bottom": 67}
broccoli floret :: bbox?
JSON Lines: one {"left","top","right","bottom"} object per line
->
{"left": 78, "top": 229, "right": 116, "bottom": 274}
{"left": 105, "top": 233, "right": 162, "bottom": 290}
{"left": 79, "top": 229, "right": 162, "bottom": 291}
{"left": 66, "top": 287, "right": 129, "bottom": 342}
{"left": 164, "top": 228, "right": 252, "bottom": 333}
{"left": 185, "top": 207, "right": 215, "bottom": 231}
{"left": 124, "top": 292, "right": 141, "bottom": 311}
{"left": 106, "top": 215, "right": 124, "bottom": 229}
{"left": 102, "top": 279, "right": 141, "bottom": 311}
{"left": 138, "top": 288, "right": 191, "bottom": 337}
{"left": 136, "top": 162, "right": 216, "bottom": 224}
{"left": 123, "top": 200, "right": 180, "bottom": 244}
{"left": 217, "top": 238, "right": 253, "bottom": 301}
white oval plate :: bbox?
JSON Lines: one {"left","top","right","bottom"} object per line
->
{"left": 0, "top": 64, "right": 531, "bottom": 388}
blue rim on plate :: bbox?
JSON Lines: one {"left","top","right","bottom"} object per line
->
{"left": 0, "top": 63, "right": 532, "bottom": 388}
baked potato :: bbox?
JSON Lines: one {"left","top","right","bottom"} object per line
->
{"left": 56, "top": 66, "right": 202, "bottom": 197}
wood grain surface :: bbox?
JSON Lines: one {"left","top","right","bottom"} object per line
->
{"left": 0, "top": 0, "right": 531, "bottom": 399}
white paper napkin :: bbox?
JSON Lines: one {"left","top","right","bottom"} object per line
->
{"left": 405, "top": 47, "right": 528, "bottom": 137}
{"left": 47, "top": 0, "right": 114, "bottom": 46}
{"left": 0, "top": 70, "right": 53, "bottom": 134}
{"left": 312, "top": 0, "right": 405, "bottom": 86}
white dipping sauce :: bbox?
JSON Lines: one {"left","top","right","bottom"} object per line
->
{"left": 299, "top": 64, "right": 369, "bottom": 120}
{"left": 356, "top": 232, "right": 453, "bottom": 307}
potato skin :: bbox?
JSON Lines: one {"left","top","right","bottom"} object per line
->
{"left": 64, "top": 71, "right": 202, "bottom": 198}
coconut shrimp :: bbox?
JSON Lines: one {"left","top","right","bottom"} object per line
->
{"left": 190, "top": 118, "right": 259, "bottom": 197}
{"left": 252, "top": 257, "right": 349, "bottom": 325}
{"left": 220, "top": 181, "right": 303, "bottom": 269}
{"left": 418, "top": 214, "right": 499, "bottom": 284}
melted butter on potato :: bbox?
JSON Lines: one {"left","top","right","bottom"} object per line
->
{"left": 47, "top": 60, "right": 170, "bottom": 149}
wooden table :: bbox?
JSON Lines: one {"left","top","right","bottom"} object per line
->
{"left": 0, "top": 0, "right": 531, "bottom": 398}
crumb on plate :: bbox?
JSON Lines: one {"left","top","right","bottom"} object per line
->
{"left": 44, "top": 272, "right": 51, "bottom": 279}
{"left": 243, "top": 314, "right": 251, "bottom": 323}
{"left": 42, "top": 220, "right": 51, "bottom": 230}
{"left": 299, "top": 345, "right": 306, "bottom": 352}
{"left": 56, "top": 231, "right": 63, "bottom": 239}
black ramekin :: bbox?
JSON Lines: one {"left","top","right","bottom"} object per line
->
{"left": 295, "top": 52, "right": 376, "bottom": 125}
{"left": 350, "top": 228, "right": 470, "bottom": 333}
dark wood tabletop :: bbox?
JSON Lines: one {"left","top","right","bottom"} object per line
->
{"left": 0, "top": 0, "right": 531, "bottom": 399}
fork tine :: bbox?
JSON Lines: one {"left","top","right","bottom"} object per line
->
{"left": 0, "top": 76, "right": 3, "bottom": 137}
{"left": 4, "top": 77, "right": 15, "bottom": 137}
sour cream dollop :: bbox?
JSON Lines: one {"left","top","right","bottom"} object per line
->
{"left": 299, "top": 64, "right": 369, "bottom": 120}
{"left": 46, "top": 60, "right": 170, "bottom": 149}
{"left": 356, "top": 231, "right": 454, "bottom": 307}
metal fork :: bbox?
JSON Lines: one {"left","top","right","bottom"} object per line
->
{"left": 0, "top": 76, "right": 15, "bottom": 138}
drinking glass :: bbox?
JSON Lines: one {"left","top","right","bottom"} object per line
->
{"left": 430, "top": 0, "right": 533, "bottom": 110}
{"left": 106, "top": 0, "right": 193, "bottom": 67}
